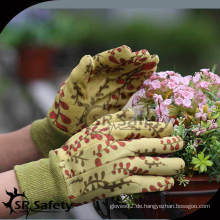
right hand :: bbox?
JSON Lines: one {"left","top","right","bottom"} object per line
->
{"left": 54, "top": 109, "right": 185, "bottom": 206}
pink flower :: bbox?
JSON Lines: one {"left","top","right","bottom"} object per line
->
{"left": 160, "top": 79, "right": 169, "bottom": 91}
{"left": 167, "top": 81, "right": 177, "bottom": 89}
{"left": 182, "top": 99, "right": 192, "bottom": 108}
{"left": 181, "top": 90, "right": 194, "bottom": 100}
{"left": 170, "top": 75, "right": 181, "bottom": 84}
{"left": 208, "top": 72, "right": 217, "bottom": 81}
{"left": 206, "top": 120, "right": 218, "bottom": 130}
{"left": 138, "top": 88, "right": 146, "bottom": 97}
{"left": 182, "top": 75, "right": 192, "bottom": 86}
{"left": 193, "top": 127, "right": 207, "bottom": 136}
{"left": 160, "top": 103, "right": 169, "bottom": 116}
{"left": 153, "top": 94, "right": 163, "bottom": 103}
{"left": 163, "top": 99, "right": 172, "bottom": 105}
{"left": 143, "top": 79, "right": 150, "bottom": 87}
{"left": 198, "top": 103, "right": 205, "bottom": 112}
{"left": 155, "top": 105, "right": 161, "bottom": 116}
{"left": 193, "top": 72, "right": 200, "bottom": 83}
{"left": 132, "top": 89, "right": 145, "bottom": 106}
{"left": 132, "top": 95, "right": 140, "bottom": 106}
{"left": 150, "top": 74, "right": 159, "bottom": 80}
{"left": 155, "top": 98, "right": 172, "bottom": 122}
{"left": 157, "top": 71, "right": 168, "bottom": 79}
{"left": 200, "top": 68, "right": 210, "bottom": 74}
{"left": 160, "top": 99, "right": 171, "bottom": 117}
{"left": 215, "top": 77, "right": 220, "bottom": 85}
{"left": 175, "top": 97, "right": 183, "bottom": 106}
{"left": 197, "top": 81, "right": 210, "bottom": 90}
{"left": 195, "top": 112, "right": 207, "bottom": 121}
{"left": 210, "top": 122, "right": 218, "bottom": 130}
{"left": 195, "top": 91, "right": 207, "bottom": 106}
{"left": 166, "top": 71, "right": 175, "bottom": 76}
{"left": 151, "top": 80, "right": 161, "bottom": 90}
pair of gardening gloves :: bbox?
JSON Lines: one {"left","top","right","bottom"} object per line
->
{"left": 15, "top": 45, "right": 185, "bottom": 209}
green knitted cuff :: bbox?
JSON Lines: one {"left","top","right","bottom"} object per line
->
{"left": 31, "top": 118, "right": 71, "bottom": 157}
{"left": 14, "top": 152, "right": 69, "bottom": 210}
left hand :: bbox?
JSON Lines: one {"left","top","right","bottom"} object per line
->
{"left": 31, "top": 45, "right": 159, "bottom": 157}
{"left": 49, "top": 45, "right": 159, "bottom": 134}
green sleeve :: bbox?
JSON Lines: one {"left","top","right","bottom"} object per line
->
{"left": 14, "top": 151, "right": 69, "bottom": 209}
{"left": 31, "top": 118, "right": 71, "bottom": 157}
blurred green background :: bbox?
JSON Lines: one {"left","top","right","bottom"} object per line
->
{"left": 1, "top": 9, "right": 220, "bottom": 74}
{"left": 0, "top": 8, "right": 220, "bottom": 132}
{"left": 0, "top": 8, "right": 219, "bottom": 219}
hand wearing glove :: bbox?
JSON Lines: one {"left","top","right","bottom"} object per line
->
{"left": 31, "top": 45, "right": 159, "bottom": 156}
{"left": 15, "top": 109, "right": 185, "bottom": 209}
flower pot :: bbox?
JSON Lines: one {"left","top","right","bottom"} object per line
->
{"left": 93, "top": 175, "right": 219, "bottom": 219}
{"left": 17, "top": 46, "right": 57, "bottom": 82}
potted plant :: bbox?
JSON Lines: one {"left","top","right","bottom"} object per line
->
{"left": 94, "top": 68, "right": 220, "bottom": 219}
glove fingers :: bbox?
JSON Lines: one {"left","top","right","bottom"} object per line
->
{"left": 68, "top": 45, "right": 158, "bottom": 86}
{"left": 92, "top": 45, "right": 158, "bottom": 78}
{"left": 62, "top": 144, "right": 184, "bottom": 186}
{"left": 76, "top": 120, "right": 174, "bottom": 157}
{"left": 122, "top": 53, "right": 159, "bottom": 94}
{"left": 70, "top": 175, "right": 174, "bottom": 205}
{"left": 69, "top": 55, "right": 94, "bottom": 83}
{"left": 90, "top": 45, "right": 159, "bottom": 103}
{"left": 85, "top": 109, "right": 134, "bottom": 132}
{"left": 93, "top": 45, "right": 133, "bottom": 70}
{"left": 109, "top": 121, "right": 173, "bottom": 140}
{"left": 97, "top": 156, "right": 185, "bottom": 177}
{"left": 91, "top": 109, "right": 134, "bottom": 125}
{"left": 66, "top": 136, "right": 184, "bottom": 176}
{"left": 113, "top": 156, "right": 185, "bottom": 176}
{"left": 57, "top": 109, "right": 134, "bottom": 155}
{"left": 117, "top": 136, "right": 184, "bottom": 155}
{"left": 123, "top": 175, "right": 174, "bottom": 193}
{"left": 62, "top": 153, "right": 181, "bottom": 203}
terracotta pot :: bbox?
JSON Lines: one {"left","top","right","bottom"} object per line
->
{"left": 18, "top": 46, "right": 57, "bottom": 82}
{"left": 93, "top": 175, "right": 219, "bottom": 219}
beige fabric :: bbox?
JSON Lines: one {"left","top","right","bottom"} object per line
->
{"left": 48, "top": 45, "right": 159, "bottom": 135}
{"left": 31, "top": 45, "right": 159, "bottom": 156}
{"left": 52, "top": 109, "right": 185, "bottom": 206}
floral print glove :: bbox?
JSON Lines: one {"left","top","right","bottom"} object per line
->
{"left": 31, "top": 45, "right": 159, "bottom": 157}
{"left": 15, "top": 110, "right": 185, "bottom": 209}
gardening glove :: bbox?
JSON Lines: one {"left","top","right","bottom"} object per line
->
{"left": 15, "top": 109, "right": 185, "bottom": 209}
{"left": 31, "top": 45, "right": 159, "bottom": 157}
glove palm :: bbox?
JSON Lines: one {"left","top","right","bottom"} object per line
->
{"left": 32, "top": 46, "right": 159, "bottom": 156}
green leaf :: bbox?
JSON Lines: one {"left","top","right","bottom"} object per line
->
{"left": 198, "top": 152, "right": 204, "bottom": 160}
{"left": 191, "top": 157, "right": 200, "bottom": 164}
{"left": 211, "top": 64, "right": 217, "bottom": 73}
{"left": 217, "top": 119, "right": 220, "bottom": 127}
{"left": 204, "top": 155, "right": 210, "bottom": 160}
{"left": 194, "top": 163, "right": 200, "bottom": 168}
{"left": 205, "top": 160, "right": 213, "bottom": 167}
{"left": 199, "top": 164, "right": 207, "bottom": 173}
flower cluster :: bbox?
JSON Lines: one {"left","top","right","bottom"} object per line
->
{"left": 131, "top": 68, "right": 220, "bottom": 181}
{"left": 132, "top": 69, "right": 220, "bottom": 126}
{"left": 118, "top": 68, "right": 220, "bottom": 208}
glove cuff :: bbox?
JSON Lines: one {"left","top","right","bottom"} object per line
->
{"left": 14, "top": 153, "right": 69, "bottom": 210}
{"left": 31, "top": 118, "right": 71, "bottom": 157}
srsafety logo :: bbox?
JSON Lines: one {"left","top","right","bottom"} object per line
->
{"left": 2, "top": 188, "right": 29, "bottom": 216}
{"left": 2, "top": 187, "right": 72, "bottom": 218}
